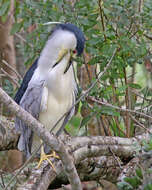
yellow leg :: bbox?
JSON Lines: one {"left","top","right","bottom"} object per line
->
{"left": 37, "top": 141, "right": 59, "bottom": 170}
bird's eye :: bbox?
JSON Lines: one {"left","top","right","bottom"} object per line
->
{"left": 72, "top": 50, "right": 77, "bottom": 54}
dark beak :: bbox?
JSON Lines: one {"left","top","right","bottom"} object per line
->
{"left": 64, "top": 59, "right": 72, "bottom": 74}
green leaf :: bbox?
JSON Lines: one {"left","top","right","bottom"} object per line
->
{"left": 69, "top": 116, "right": 81, "bottom": 128}
{"left": 80, "top": 115, "right": 92, "bottom": 128}
{"left": 135, "top": 168, "right": 143, "bottom": 179}
{"left": 88, "top": 38, "right": 100, "bottom": 45}
{"left": 117, "top": 181, "right": 133, "bottom": 190}
{"left": 1, "top": 14, "right": 7, "bottom": 22}
{"left": 10, "top": 22, "right": 23, "bottom": 35}
{"left": 144, "top": 183, "right": 152, "bottom": 190}
{"left": 124, "top": 177, "right": 141, "bottom": 188}
{"left": 129, "top": 83, "right": 142, "bottom": 89}
{"left": 0, "top": 1, "right": 10, "bottom": 16}
{"left": 100, "top": 106, "right": 120, "bottom": 116}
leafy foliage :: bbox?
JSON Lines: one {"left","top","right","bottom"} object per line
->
{"left": 0, "top": 0, "right": 11, "bottom": 22}
{"left": 11, "top": 0, "right": 152, "bottom": 137}
{"left": 118, "top": 136, "right": 152, "bottom": 190}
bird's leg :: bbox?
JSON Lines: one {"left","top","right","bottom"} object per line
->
{"left": 37, "top": 140, "right": 59, "bottom": 170}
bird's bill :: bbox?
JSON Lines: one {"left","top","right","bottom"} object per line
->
{"left": 64, "top": 50, "right": 74, "bottom": 74}
{"left": 53, "top": 48, "right": 74, "bottom": 73}
{"left": 64, "top": 60, "right": 72, "bottom": 74}
{"left": 53, "top": 48, "right": 68, "bottom": 68}
{"left": 57, "top": 48, "right": 68, "bottom": 63}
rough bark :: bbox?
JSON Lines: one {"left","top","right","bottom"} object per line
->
{"left": 0, "top": 0, "right": 17, "bottom": 86}
{"left": 13, "top": 156, "right": 121, "bottom": 189}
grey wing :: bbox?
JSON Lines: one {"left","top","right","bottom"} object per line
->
{"left": 15, "top": 81, "right": 44, "bottom": 158}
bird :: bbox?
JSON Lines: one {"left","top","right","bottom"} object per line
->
{"left": 14, "top": 23, "right": 85, "bottom": 168}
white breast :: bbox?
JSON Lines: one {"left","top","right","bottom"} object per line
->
{"left": 39, "top": 64, "right": 76, "bottom": 134}
{"left": 39, "top": 88, "right": 73, "bottom": 134}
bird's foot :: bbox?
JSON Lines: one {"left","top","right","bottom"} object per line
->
{"left": 37, "top": 151, "right": 59, "bottom": 171}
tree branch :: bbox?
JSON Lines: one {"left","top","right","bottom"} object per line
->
{"left": 1, "top": 120, "right": 147, "bottom": 158}
{"left": 1, "top": 117, "right": 151, "bottom": 189}
{"left": 14, "top": 155, "right": 121, "bottom": 189}
{"left": 88, "top": 96, "right": 152, "bottom": 124}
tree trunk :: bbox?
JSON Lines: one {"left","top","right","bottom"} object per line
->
{"left": 0, "top": 0, "right": 17, "bottom": 85}
{"left": 0, "top": 0, "right": 22, "bottom": 173}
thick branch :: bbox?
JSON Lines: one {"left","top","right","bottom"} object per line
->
{"left": 0, "top": 121, "right": 146, "bottom": 158}
{"left": 14, "top": 155, "right": 121, "bottom": 189}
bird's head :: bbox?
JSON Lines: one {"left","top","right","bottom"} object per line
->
{"left": 42, "top": 23, "right": 85, "bottom": 73}
{"left": 53, "top": 23, "right": 85, "bottom": 56}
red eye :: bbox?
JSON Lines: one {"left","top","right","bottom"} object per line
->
{"left": 73, "top": 50, "right": 77, "bottom": 54}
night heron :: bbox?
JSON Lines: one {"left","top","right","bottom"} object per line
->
{"left": 15, "top": 23, "right": 85, "bottom": 167}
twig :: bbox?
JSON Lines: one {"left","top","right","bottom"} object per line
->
{"left": 138, "top": 0, "right": 143, "bottom": 12}
{"left": 98, "top": 0, "right": 106, "bottom": 41}
{"left": 130, "top": 89, "right": 151, "bottom": 102}
{"left": 2, "top": 59, "right": 22, "bottom": 80}
{"left": 108, "top": 147, "right": 123, "bottom": 169}
{"left": 110, "top": 81, "right": 126, "bottom": 136}
{"left": 143, "top": 33, "right": 152, "bottom": 41}
{"left": 129, "top": 30, "right": 139, "bottom": 39}
{"left": 88, "top": 96, "right": 152, "bottom": 124}
{"left": 1, "top": 68, "right": 20, "bottom": 87}
{"left": 83, "top": 53, "right": 92, "bottom": 83}
{"left": 113, "top": 116, "right": 126, "bottom": 137}
{"left": 123, "top": 67, "right": 131, "bottom": 137}
{"left": 0, "top": 173, "right": 5, "bottom": 188}
{"left": 15, "top": 33, "right": 33, "bottom": 47}
{"left": 126, "top": 19, "right": 133, "bottom": 36}
{"left": 129, "top": 114, "right": 151, "bottom": 133}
